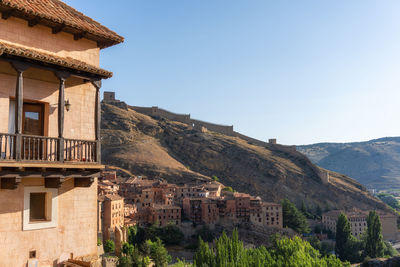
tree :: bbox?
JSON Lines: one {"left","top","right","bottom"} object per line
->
{"left": 170, "top": 258, "right": 193, "bottom": 267}
{"left": 335, "top": 213, "right": 351, "bottom": 261}
{"left": 195, "top": 225, "right": 215, "bottom": 242}
{"left": 122, "top": 242, "right": 135, "bottom": 256}
{"left": 281, "top": 199, "right": 310, "bottom": 233}
{"left": 377, "top": 194, "right": 400, "bottom": 210}
{"left": 334, "top": 213, "right": 363, "bottom": 263}
{"left": 365, "top": 211, "right": 385, "bottom": 258}
{"left": 159, "top": 225, "right": 184, "bottom": 245}
{"left": 146, "top": 238, "right": 171, "bottom": 267}
{"left": 194, "top": 229, "right": 349, "bottom": 267}
{"left": 104, "top": 240, "right": 116, "bottom": 253}
{"left": 118, "top": 256, "right": 132, "bottom": 267}
{"left": 194, "top": 236, "right": 215, "bottom": 267}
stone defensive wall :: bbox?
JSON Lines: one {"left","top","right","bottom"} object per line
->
{"left": 234, "top": 131, "right": 269, "bottom": 147}
{"left": 103, "top": 92, "right": 296, "bottom": 150}
{"left": 191, "top": 119, "right": 234, "bottom": 136}
{"left": 129, "top": 106, "right": 191, "bottom": 124}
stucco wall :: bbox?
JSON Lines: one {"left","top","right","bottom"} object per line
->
{"left": 381, "top": 215, "right": 398, "bottom": 241}
{"left": 0, "top": 69, "right": 96, "bottom": 140}
{"left": 0, "top": 177, "right": 98, "bottom": 267}
{"left": 0, "top": 16, "right": 100, "bottom": 66}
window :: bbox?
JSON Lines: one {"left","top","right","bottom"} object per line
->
{"left": 23, "top": 186, "right": 58, "bottom": 231}
{"left": 30, "top": 193, "right": 47, "bottom": 221}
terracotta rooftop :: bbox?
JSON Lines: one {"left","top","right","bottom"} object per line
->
{"left": 104, "top": 194, "right": 124, "bottom": 201}
{"left": 0, "top": 0, "right": 124, "bottom": 48}
{"left": 0, "top": 41, "right": 112, "bottom": 78}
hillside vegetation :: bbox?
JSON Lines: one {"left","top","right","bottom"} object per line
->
{"left": 297, "top": 138, "right": 400, "bottom": 190}
{"left": 101, "top": 102, "right": 387, "bottom": 212}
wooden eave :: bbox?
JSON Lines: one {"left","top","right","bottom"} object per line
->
{"left": 0, "top": 6, "right": 123, "bottom": 49}
{"left": 0, "top": 42, "right": 112, "bottom": 80}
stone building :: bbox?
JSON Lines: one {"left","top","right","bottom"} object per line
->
{"left": 101, "top": 194, "right": 125, "bottom": 242}
{"left": 322, "top": 210, "right": 398, "bottom": 241}
{"left": 149, "top": 204, "right": 182, "bottom": 227}
{"left": 0, "top": 0, "right": 123, "bottom": 266}
{"left": 250, "top": 202, "right": 283, "bottom": 228}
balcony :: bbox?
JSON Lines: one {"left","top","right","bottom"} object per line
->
{"left": 0, "top": 133, "right": 99, "bottom": 164}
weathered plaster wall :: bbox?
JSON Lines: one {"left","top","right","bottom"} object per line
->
{"left": 0, "top": 16, "right": 100, "bottom": 66}
{"left": 0, "top": 178, "right": 98, "bottom": 267}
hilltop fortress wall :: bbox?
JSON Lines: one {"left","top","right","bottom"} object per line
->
{"left": 103, "top": 92, "right": 289, "bottom": 149}
{"left": 191, "top": 119, "right": 234, "bottom": 136}
{"left": 129, "top": 106, "right": 191, "bottom": 124}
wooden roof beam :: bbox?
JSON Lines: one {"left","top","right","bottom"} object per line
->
{"left": 28, "top": 18, "right": 39, "bottom": 27}
{"left": 1, "top": 10, "right": 13, "bottom": 20}
{"left": 74, "top": 31, "right": 86, "bottom": 41}
{"left": 52, "top": 24, "right": 65, "bottom": 34}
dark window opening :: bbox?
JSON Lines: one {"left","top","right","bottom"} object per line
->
{"left": 29, "top": 250, "right": 36, "bottom": 259}
{"left": 30, "top": 192, "right": 47, "bottom": 222}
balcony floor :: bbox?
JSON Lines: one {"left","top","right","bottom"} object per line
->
{"left": 0, "top": 161, "right": 104, "bottom": 169}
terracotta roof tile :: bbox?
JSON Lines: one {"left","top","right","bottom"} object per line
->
{"left": 0, "top": 0, "right": 124, "bottom": 48}
{"left": 0, "top": 41, "right": 112, "bottom": 78}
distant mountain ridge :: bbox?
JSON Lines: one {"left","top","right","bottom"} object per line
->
{"left": 297, "top": 137, "right": 400, "bottom": 190}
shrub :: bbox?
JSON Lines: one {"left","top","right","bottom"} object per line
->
{"left": 223, "top": 186, "right": 234, "bottom": 192}
{"left": 104, "top": 239, "right": 116, "bottom": 253}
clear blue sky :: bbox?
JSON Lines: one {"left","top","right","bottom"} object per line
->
{"left": 65, "top": 0, "right": 400, "bottom": 145}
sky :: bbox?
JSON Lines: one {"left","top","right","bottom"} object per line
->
{"left": 64, "top": 0, "right": 400, "bottom": 145}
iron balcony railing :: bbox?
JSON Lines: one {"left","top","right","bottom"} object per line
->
{"left": 0, "top": 133, "right": 99, "bottom": 163}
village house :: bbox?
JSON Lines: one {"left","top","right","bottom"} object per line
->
{"left": 100, "top": 170, "right": 117, "bottom": 182}
{"left": 183, "top": 197, "right": 220, "bottom": 225}
{"left": 250, "top": 202, "right": 283, "bottom": 228}
{"left": 148, "top": 204, "right": 182, "bottom": 227}
{"left": 99, "top": 194, "right": 125, "bottom": 250}
{"left": 182, "top": 191, "right": 283, "bottom": 227}
{"left": 0, "top": 0, "right": 123, "bottom": 266}
{"left": 98, "top": 179, "right": 120, "bottom": 196}
{"left": 106, "top": 175, "right": 282, "bottom": 230}
{"left": 322, "top": 210, "right": 398, "bottom": 241}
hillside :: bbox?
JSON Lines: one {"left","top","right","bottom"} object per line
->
{"left": 297, "top": 137, "right": 400, "bottom": 190}
{"left": 101, "top": 102, "right": 388, "bottom": 212}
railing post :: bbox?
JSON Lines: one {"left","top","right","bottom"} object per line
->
{"left": 11, "top": 62, "right": 29, "bottom": 161}
{"left": 55, "top": 71, "right": 70, "bottom": 162}
{"left": 92, "top": 80, "right": 102, "bottom": 163}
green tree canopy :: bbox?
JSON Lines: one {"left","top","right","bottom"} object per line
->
{"left": 377, "top": 194, "right": 400, "bottom": 210}
{"left": 281, "top": 199, "right": 310, "bottom": 234}
{"left": 194, "top": 229, "right": 349, "bottom": 267}
{"left": 334, "top": 213, "right": 364, "bottom": 263}
{"left": 104, "top": 239, "right": 116, "bottom": 253}
{"left": 365, "top": 211, "right": 385, "bottom": 258}
{"left": 146, "top": 238, "right": 171, "bottom": 267}
{"left": 335, "top": 213, "right": 351, "bottom": 261}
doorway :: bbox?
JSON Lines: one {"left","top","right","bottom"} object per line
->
{"left": 23, "top": 103, "right": 44, "bottom": 136}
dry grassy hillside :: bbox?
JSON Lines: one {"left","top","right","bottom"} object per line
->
{"left": 101, "top": 102, "right": 387, "bottom": 212}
